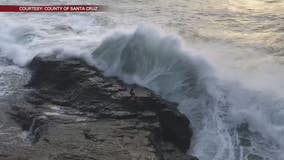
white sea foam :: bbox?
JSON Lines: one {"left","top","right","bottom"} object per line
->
{"left": 89, "top": 25, "right": 284, "bottom": 160}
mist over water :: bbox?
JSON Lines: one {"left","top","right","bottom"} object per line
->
{"left": 0, "top": 0, "right": 283, "bottom": 160}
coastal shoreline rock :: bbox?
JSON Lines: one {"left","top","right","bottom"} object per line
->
{"left": 5, "top": 56, "right": 198, "bottom": 160}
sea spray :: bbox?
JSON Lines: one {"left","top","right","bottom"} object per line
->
{"left": 89, "top": 25, "right": 284, "bottom": 160}
{"left": 89, "top": 25, "right": 237, "bottom": 160}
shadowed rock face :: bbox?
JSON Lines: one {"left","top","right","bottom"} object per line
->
{"left": 5, "top": 56, "right": 198, "bottom": 160}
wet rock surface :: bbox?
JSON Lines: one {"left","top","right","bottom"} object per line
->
{"left": 3, "top": 57, "right": 197, "bottom": 160}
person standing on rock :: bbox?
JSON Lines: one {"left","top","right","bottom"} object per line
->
{"left": 130, "top": 88, "right": 136, "bottom": 99}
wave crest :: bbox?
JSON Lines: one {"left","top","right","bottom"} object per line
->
{"left": 91, "top": 25, "right": 212, "bottom": 101}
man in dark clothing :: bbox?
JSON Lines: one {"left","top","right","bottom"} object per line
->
{"left": 130, "top": 88, "right": 135, "bottom": 98}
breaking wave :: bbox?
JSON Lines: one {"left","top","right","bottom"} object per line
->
{"left": 89, "top": 25, "right": 284, "bottom": 160}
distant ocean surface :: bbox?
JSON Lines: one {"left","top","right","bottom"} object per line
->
{"left": 0, "top": 0, "right": 283, "bottom": 160}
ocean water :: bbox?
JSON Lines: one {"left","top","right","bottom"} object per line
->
{"left": 0, "top": 0, "right": 283, "bottom": 160}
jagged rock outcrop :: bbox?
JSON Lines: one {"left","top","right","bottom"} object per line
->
{"left": 4, "top": 56, "right": 198, "bottom": 160}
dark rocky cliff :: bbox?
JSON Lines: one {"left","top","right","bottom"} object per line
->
{"left": 4, "top": 56, "right": 198, "bottom": 160}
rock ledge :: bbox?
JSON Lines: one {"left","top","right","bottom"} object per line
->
{"left": 6, "top": 57, "right": 198, "bottom": 160}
